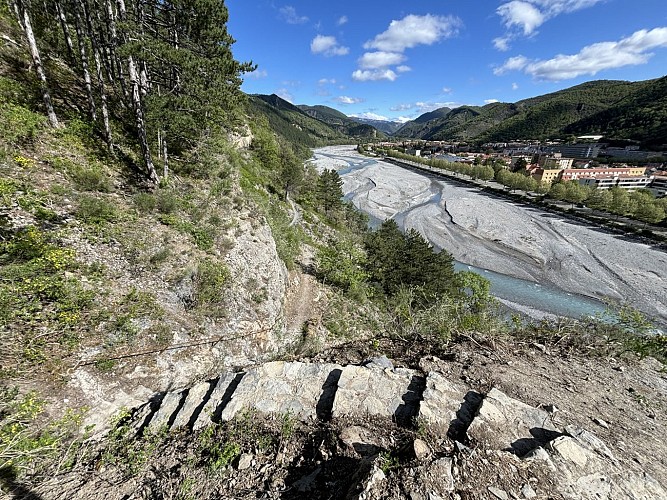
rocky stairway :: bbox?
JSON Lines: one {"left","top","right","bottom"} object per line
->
{"left": 122, "top": 358, "right": 666, "bottom": 499}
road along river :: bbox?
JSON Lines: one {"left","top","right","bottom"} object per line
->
{"left": 310, "top": 146, "right": 667, "bottom": 326}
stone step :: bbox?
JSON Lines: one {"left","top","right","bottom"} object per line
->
{"left": 332, "top": 363, "right": 425, "bottom": 424}
{"left": 219, "top": 361, "right": 343, "bottom": 421}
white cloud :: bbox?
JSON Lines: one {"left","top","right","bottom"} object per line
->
{"left": 494, "top": 27, "right": 667, "bottom": 80}
{"left": 396, "top": 65, "right": 412, "bottom": 73}
{"left": 318, "top": 78, "right": 337, "bottom": 85}
{"left": 493, "top": 36, "right": 511, "bottom": 51}
{"left": 350, "top": 112, "right": 389, "bottom": 121}
{"left": 246, "top": 69, "right": 268, "bottom": 79}
{"left": 334, "top": 96, "right": 363, "bottom": 105}
{"left": 484, "top": 99, "right": 500, "bottom": 104}
{"left": 358, "top": 51, "right": 406, "bottom": 69}
{"left": 391, "top": 101, "right": 455, "bottom": 113}
{"left": 495, "top": 0, "right": 606, "bottom": 50}
{"left": 311, "top": 35, "right": 349, "bottom": 56}
{"left": 337, "top": 15, "right": 348, "bottom": 26}
{"left": 512, "top": 82, "right": 519, "bottom": 90}
{"left": 497, "top": 1, "right": 544, "bottom": 35}
{"left": 441, "top": 87, "right": 453, "bottom": 94}
{"left": 364, "top": 14, "right": 462, "bottom": 53}
{"left": 352, "top": 69, "right": 398, "bottom": 81}
{"left": 279, "top": 5, "right": 308, "bottom": 25}
{"left": 395, "top": 116, "right": 413, "bottom": 123}
{"left": 276, "top": 88, "right": 293, "bottom": 102}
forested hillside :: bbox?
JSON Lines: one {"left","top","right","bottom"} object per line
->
{"left": 298, "top": 104, "right": 381, "bottom": 138}
{"left": 395, "top": 78, "right": 667, "bottom": 148}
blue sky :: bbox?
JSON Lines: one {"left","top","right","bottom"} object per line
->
{"left": 226, "top": 0, "right": 667, "bottom": 122}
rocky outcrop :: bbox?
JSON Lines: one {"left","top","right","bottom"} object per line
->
{"left": 118, "top": 357, "right": 666, "bottom": 500}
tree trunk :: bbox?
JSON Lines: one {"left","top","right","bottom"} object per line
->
{"left": 73, "top": 0, "right": 96, "bottom": 121}
{"left": 83, "top": 0, "right": 112, "bottom": 149}
{"left": 162, "top": 132, "right": 168, "bottom": 181}
{"left": 14, "top": 0, "right": 60, "bottom": 128}
{"left": 117, "top": 0, "right": 157, "bottom": 184}
{"left": 55, "top": 0, "right": 75, "bottom": 64}
{"left": 106, "top": 0, "right": 127, "bottom": 98}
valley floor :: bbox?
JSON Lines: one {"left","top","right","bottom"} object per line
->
{"left": 311, "top": 146, "right": 667, "bottom": 326}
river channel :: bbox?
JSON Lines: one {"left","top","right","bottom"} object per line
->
{"left": 311, "top": 146, "right": 667, "bottom": 325}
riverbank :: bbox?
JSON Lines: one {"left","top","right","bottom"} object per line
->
{"left": 312, "top": 145, "right": 667, "bottom": 326}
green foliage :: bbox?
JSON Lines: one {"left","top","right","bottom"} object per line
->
{"left": 102, "top": 409, "right": 167, "bottom": 477}
{"left": 76, "top": 196, "right": 120, "bottom": 224}
{"left": 0, "top": 388, "right": 86, "bottom": 477}
{"left": 0, "top": 101, "right": 44, "bottom": 147}
{"left": 193, "top": 259, "right": 230, "bottom": 309}
{"left": 316, "top": 237, "right": 368, "bottom": 298}
{"left": 0, "top": 226, "right": 92, "bottom": 338}
{"left": 364, "top": 220, "right": 456, "bottom": 306}
{"left": 67, "top": 163, "right": 112, "bottom": 193}
{"left": 316, "top": 169, "right": 344, "bottom": 216}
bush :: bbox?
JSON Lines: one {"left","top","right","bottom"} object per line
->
{"left": 68, "top": 164, "right": 111, "bottom": 192}
{"left": 76, "top": 196, "right": 119, "bottom": 224}
{"left": 0, "top": 102, "right": 44, "bottom": 146}
{"left": 193, "top": 259, "right": 230, "bottom": 308}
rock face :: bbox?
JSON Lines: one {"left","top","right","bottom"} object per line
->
{"left": 119, "top": 358, "right": 666, "bottom": 500}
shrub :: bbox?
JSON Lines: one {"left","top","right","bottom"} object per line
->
{"left": 68, "top": 164, "right": 111, "bottom": 192}
{"left": 76, "top": 196, "right": 119, "bottom": 224}
{"left": 193, "top": 259, "right": 230, "bottom": 308}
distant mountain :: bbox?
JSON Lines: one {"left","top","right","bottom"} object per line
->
{"left": 392, "top": 78, "right": 667, "bottom": 149}
{"left": 348, "top": 117, "right": 403, "bottom": 135}
{"left": 298, "top": 104, "right": 382, "bottom": 138}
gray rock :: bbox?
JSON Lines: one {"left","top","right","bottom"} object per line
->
{"left": 565, "top": 425, "right": 614, "bottom": 462}
{"left": 364, "top": 356, "right": 394, "bottom": 370}
{"left": 521, "top": 483, "right": 537, "bottom": 499}
{"left": 593, "top": 418, "right": 609, "bottom": 429}
{"left": 413, "top": 439, "right": 431, "bottom": 460}
{"left": 148, "top": 390, "right": 184, "bottom": 430}
{"left": 193, "top": 372, "right": 239, "bottom": 430}
{"left": 549, "top": 436, "right": 589, "bottom": 468}
{"left": 333, "top": 364, "right": 422, "bottom": 421}
{"left": 237, "top": 453, "right": 252, "bottom": 471}
{"left": 418, "top": 371, "right": 465, "bottom": 431}
{"left": 170, "top": 381, "right": 211, "bottom": 429}
{"left": 340, "top": 426, "right": 384, "bottom": 456}
{"left": 488, "top": 486, "right": 509, "bottom": 500}
{"left": 220, "top": 361, "right": 343, "bottom": 421}
{"left": 467, "top": 388, "right": 558, "bottom": 456}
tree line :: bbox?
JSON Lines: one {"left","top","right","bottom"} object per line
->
{"left": 377, "top": 148, "right": 666, "bottom": 226}
{"left": 8, "top": 0, "right": 253, "bottom": 184}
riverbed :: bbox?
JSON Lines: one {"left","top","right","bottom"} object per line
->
{"left": 311, "top": 145, "right": 667, "bottom": 325}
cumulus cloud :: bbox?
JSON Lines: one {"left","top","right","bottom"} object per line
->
{"left": 441, "top": 87, "right": 453, "bottom": 94}
{"left": 350, "top": 112, "right": 390, "bottom": 121}
{"left": 334, "top": 96, "right": 363, "bottom": 105}
{"left": 246, "top": 69, "right": 268, "bottom": 79}
{"left": 279, "top": 5, "right": 308, "bottom": 25}
{"left": 512, "top": 82, "right": 519, "bottom": 90}
{"left": 364, "top": 14, "right": 461, "bottom": 53}
{"left": 494, "top": 27, "right": 667, "bottom": 80}
{"left": 358, "top": 51, "right": 406, "bottom": 69}
{"left": 352, "top": 69, "right": 398, "bottom": 82}
{"left": 276, "top": 88, "right": 293, "bottom": 102}
{"left": 497, "top": 1, "right": 544, "bottom": 35}
{"left": 484, "top": 99, "right": 500, "bottom": 104}
{"left": 353, "top": 14, "right": 460, "bottom": 83}
{"left": 311, "top": 35, "right": 349, "bottom": 56}
{"left": 495, "top": 0, "right": 605, "bottom": 50}
{"left": 390, "top": 101, "right": 456, "bottom": 113}
{"left": 337, "top": 15, "right": 348, "bottom": 26}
